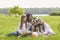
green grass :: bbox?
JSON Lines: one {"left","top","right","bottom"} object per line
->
{"left": 0, "top": 15, "right": 60, "bottom": 40}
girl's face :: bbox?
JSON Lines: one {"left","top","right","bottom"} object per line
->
{"left": 23, "top": 16, "right": 27, "bottom": 22}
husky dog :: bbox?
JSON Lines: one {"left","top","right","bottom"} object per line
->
{"left": 33, "top": 17, "right": 45, "bottom": 32}
{"left": 31, "top": 17, "right": 45, "bottom": 37}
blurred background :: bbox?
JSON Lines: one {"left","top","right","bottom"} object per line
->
{"left": 0, "top": 0, "right": 60, "bottom": 16}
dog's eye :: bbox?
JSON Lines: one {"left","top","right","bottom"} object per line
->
{"left": 36, "top": 20, "right": 38, "bottom": 22}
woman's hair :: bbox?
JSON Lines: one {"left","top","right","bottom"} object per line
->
{"left": 20, "top": 15, "right": 27, "bottom": 29}
{"left": 26, "top": 13, "right": 32, "bottom": 22}
{"left": 37, "top": 19, "right": 45, "bottom": 32}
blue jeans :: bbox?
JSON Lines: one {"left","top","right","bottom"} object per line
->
{"left": 7, "top": 31, "right": 20, "bottom": 36}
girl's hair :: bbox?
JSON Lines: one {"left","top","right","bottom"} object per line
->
{"left": 39, "top": 24, "right": 45, "bottom": 32}
{"left": 20, "top": 15, "right": 27, "bottom": 29}
{"left": 26, "top": 13, "right": 32, "bottom": 22}
{"left": 37, "top": 19, "right": 45, "bottom": 32}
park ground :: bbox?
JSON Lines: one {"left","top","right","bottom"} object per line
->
{"left": 0, "top": 15, "right": 60, "bottom": 40}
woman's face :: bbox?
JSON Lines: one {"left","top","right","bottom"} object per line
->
{"left": 29, "top": 15, "right": 33, "bottom": 21}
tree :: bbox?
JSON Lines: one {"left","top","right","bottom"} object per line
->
{"left": 50, "top": 11, "right": 60, "bottom": 16}
{"left": 9, "top": 6, "right": 25, "bottom": 15}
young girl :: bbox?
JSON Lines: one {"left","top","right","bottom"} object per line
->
{"left": 26, "top": 13, "right": 33, "bottom": 32}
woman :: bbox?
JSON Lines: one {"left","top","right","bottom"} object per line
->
{"left": 36, "top": 18, "right": 55, "bottom": 36}
{"left": 26, "top": 13, "right": 33, "bottom": 32}
{"left": 7, "top": 15, "right": 31, "bottom": 36}
{"left": 17, "top": 15, "right": 31, "bottom": 36}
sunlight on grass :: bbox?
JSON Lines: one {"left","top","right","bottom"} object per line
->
{"left": 0, "top": 15, "right": 60, "bottom": 40}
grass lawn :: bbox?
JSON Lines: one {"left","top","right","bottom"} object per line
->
{"left": 0, "top": 15, "right": 60, "bottom": 40}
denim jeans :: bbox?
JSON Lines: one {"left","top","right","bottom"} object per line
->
{"left": 7, "top": 31, "right": 20, "bottom": 36}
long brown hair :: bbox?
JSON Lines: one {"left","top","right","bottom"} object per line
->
{"left": 26, "top": 13, "right": 33, "bottom": 22}
{"left": 38, "top": 19, "right": 45, "bottom": 32}
{"left": 20, "top": 15, "right": 27, "bottom": 29}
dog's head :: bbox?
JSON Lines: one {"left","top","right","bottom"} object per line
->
{"left": 33, "top": 17, "right": 41, "bottom": 25}
{"left": 33, "top": 17, "right": 38, "bottom": 25}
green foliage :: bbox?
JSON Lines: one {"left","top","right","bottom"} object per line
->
{"left": 9, "top": 6, "right": 25, "bottom": 15}
{"left": 50, "top": 11, "right": 60, "bottom": 16}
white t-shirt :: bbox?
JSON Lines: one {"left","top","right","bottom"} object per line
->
{"left": 17, "top": 22, "right": 31, "bottom": 34}
{"left": 27, "top": 22, "right": 32, "bottom": 31}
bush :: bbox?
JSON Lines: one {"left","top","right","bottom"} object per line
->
{"left": 9, "top": 6, "right": 25, "bottom": 16}
{"left": 50, "top": 12, "right": 60, "bottom": 16}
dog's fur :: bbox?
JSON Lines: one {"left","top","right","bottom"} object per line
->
{"left": 32, "top": 18, "right": 45, "bottom": 32}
